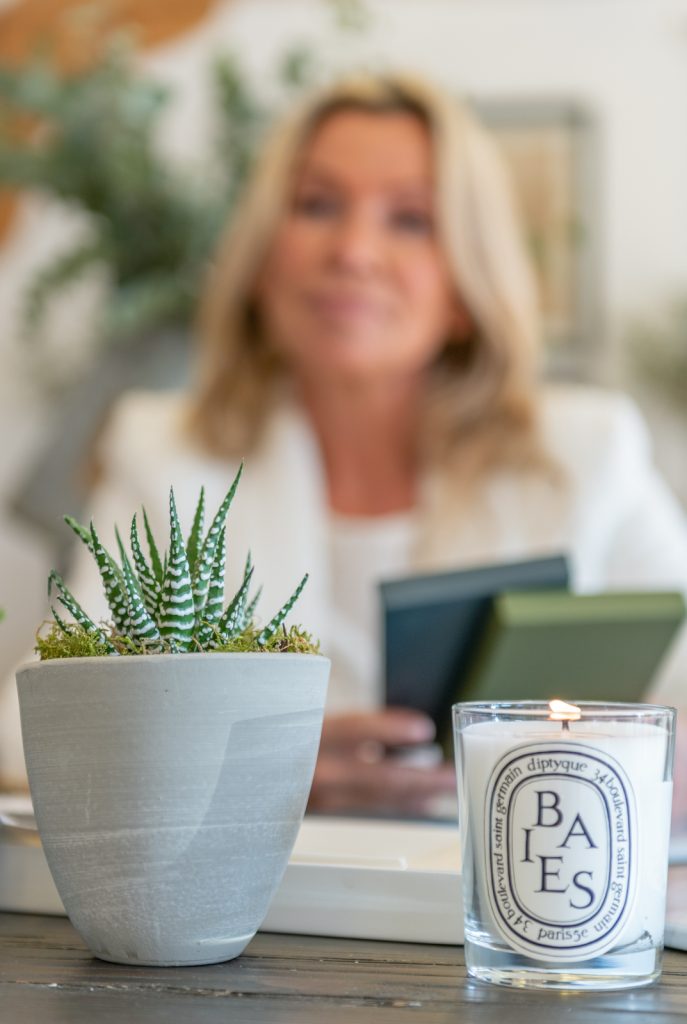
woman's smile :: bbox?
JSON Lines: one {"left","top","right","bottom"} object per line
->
{"left": 304, "top": 288, "right": 390, "bottom": 331}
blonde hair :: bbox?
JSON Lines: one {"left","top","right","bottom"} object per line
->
{"left": 188, "top": 71, "right": 545, "bottom": 479}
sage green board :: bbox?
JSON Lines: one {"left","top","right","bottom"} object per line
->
{"left": 459, "top": 590, "right": 686, "bottom": 704}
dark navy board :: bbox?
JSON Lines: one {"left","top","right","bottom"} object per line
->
{"left": 381, "top": 554, "right": 570, "bottom": 732}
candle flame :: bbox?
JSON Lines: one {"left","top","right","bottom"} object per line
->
{"left": 548, "top": 699, "right": 581, "bottom": 721}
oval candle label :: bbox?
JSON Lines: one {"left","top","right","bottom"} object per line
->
{"left": 484, "top": 742, "right": 637, "bottom": 961}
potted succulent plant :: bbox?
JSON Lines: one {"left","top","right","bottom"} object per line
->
{"left": 15, "top": 465, "right": 330, "bottom": 967}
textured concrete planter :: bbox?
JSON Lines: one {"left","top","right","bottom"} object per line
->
{"left": 16, "top": 652, "right": 329, "bottom": 966}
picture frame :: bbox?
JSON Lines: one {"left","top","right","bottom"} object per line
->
{"left": 476, "top": 98, "right": 599, "bottom": 376}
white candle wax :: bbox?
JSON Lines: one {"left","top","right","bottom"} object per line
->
{"left": 458, "top": 717, "right": 672, "bottom": 963}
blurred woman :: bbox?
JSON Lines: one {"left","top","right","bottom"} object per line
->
{"left": 7, "top": 72, "right": 687, "bottom": 814}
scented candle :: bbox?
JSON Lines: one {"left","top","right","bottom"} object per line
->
{"left": 453, "top": 701, "right": 675, "bottom": 990}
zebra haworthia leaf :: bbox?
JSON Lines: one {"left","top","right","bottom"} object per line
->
{"left": 48, "top": 570, "right": 114, "bottom": 651}
{"left": 65, "top": 515, "right": 121, "bottom": 582}
{"left": 241, "top": 550, "right": 262, "bottom": 623}
{"left": 195, "top": 526, "right": 226, "bottom": 647}
{"left": 130, "top": 514, "right": 161, "bottom": 620}
{"left": 158, "top": 488, "right": 195, "bottom": 651}
{"left": 186, "top": 486, "right": 205, "bottom": 579}
{"left": 64, "top": 514, "right": 95, "bottom": 553}
{"left": 51, "top": 605, "right": 77, "bottom": 638}
{"left": 192, "top": 463, "right": 243, "bottom": 617}
{"left": 116, "top": 527, "right": 161, "bottom": 645}
{"left": 89, "top": 521, "right": 130, "bottom": 635}
{"left": 245, "top": 584, "right": 262, "bottom": 624}
{"left": 214, "top": 565, "right": 254, "bottom": 643}
{"left": 257, "top": 573, "right": 309, "bottom": 646}
{"left": 142, "top": 506, "right": 165, "bottom": 585}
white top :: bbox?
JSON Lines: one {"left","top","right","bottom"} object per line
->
{"left": 327, "top": 511, "right": 415, "bottom": 711}
{"left": 2, "top": 383, "right": 687, "bottom": 785}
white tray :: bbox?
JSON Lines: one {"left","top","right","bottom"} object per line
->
{"left": 0, "top": 796, "right": 464, "bottom": 945}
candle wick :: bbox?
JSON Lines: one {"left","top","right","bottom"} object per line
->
{"left": 562, "top": 720, "right": 570, "bottom": 732}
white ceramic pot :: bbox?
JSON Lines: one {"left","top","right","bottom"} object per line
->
{"left": 16, "top": 652, "right": 329, "bottom": 966}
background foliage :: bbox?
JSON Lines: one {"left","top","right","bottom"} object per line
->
{"left": 0, "top": 0, "right": 369, "bottom": 348}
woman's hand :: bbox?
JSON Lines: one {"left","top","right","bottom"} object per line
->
{"left": 307, "top": 708, "right": 456, "bottom": 816}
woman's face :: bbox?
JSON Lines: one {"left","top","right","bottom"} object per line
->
{"left": 256, "top": 110, "right": 463, "bottom": 387}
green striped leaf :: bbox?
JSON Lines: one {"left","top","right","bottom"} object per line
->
{"left": 142, "top": 506, "right": 165, "bottom": 585}
{"left": 48, "top": 570, "right": 114, "bottom": 650}
{"left": 116, "top": 528, "right": 161, "bottom": 645}
{"left": 65, "top": 514, "right": 120, "bottom": 578}
{"left": 186, "top": 486, "right": 205, "bottom": 578}
{"left": 130, "top": 514, "right": 161, "bottom": 620}
{"left": 195, "top": 526, "right": 226, "bottom": 647}
{"left": 89, "top": 522, "right": 130, "bottom": 634}
{"left": 50, "top": 605, "right": 74, "bottom": 637}
{"left": 240, "top": 550, "right": 260, "bottom": 625}
{"left": 64, "top": 514, "right": 94, "bottom": 553}
{"left": 244, "top": 584, "right": 262, "bottom": 626}
{"left": 214, "top": 565, "right": 254, "bottom": 643}
{"left": 192, "top": 464, "right": 243, "bottom": 617}
{"left": 159, "top": 488, "right": 195, "bottom": 651}
{"left": 257, "top": 573, "right": 309, "bottom": 646}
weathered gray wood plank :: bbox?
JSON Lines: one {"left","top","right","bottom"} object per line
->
{"left": 2, "top": 912, "right": 687, "bottom": 1024}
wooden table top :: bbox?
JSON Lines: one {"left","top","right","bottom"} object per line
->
{"left": 2, "top": 908, "right": 687, "bottom": 1024}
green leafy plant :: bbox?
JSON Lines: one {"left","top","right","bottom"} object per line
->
{"left": 0, "top": 37, "right": 208, "bottom": 344}
{"left": 37, "top": 464, "right": 318, "bottom": 659}
{"left": 0, "top": 0, "right": 371, "bottom": 348}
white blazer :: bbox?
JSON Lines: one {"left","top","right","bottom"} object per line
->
{"left": 2, "top": 383, "right": 687, "bottom": 785}
{"left": 70, "top": 383, "right": 687, "bottom": 683}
